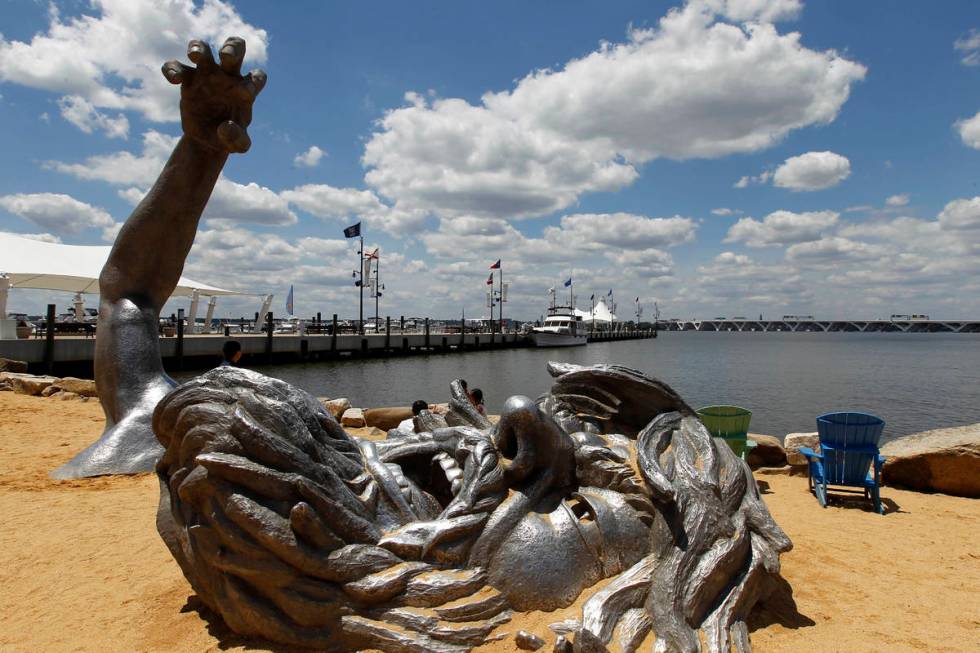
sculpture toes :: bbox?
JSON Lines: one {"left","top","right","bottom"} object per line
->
{"left": 161, "top": 60, "right": 192, "bottom": 85}
{"left": 219, "top": 36, "right": 246, "bottom": 75}
{"left": 217, "top": 120, "right": 251, "bottom": 153}
{"left": 187, "top": 39, "right": 215, "bottom": 68}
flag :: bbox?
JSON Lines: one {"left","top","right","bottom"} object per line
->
{"left": 343, "top": 222, "right": 361, "bottom": 238}
{"left": 564, "top": 278, "right": 572, "bottom": 287}
{"left": 489, "top": 259, "right": 501, "bottom": 269}
{"left": 635, "top": 296, "right": 639, "bottom": 303}
{"left": 286, "top": 285, "right": 294, "bottom": 316}
{"left": 607, "top": 289, "right": 613, "bottom": 297}
{"left": 366, "top": 247, "right": 379, "bottom": 259}
{"left": 590, "top": 293, "right": 594, "bottom": 301}
{"left": 486, "top": 273, "right": 494, "bottom": 285}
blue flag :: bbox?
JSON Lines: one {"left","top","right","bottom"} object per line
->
{"left": 286, "top": 285, "right": 294, "bottom": 315}
{"left": 590, "top": 293, "right": 594, "bottom": 301}
{"left": 564, "top": 278, "right": 572, "bottom": 287}
{"left": 607, "top": 288, "right": 613, "bottom": 297}
{"left": 343, "top": 222, "right": 361, "bottom": 238}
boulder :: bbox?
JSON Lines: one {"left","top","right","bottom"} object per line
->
{"left": 515, "top": 630, "right": 545, "bottom": 651}
{"left": 51, "top": 377, "right": 98, "bottom": 397}
{"left": 56, "top": 391, "right": 83, "bottom": 401}
{"left": 0, "top": 381, "right": 12, "bottom": 392}
{"left": 783, "top": 432, "right": 819, "bottom": 466}
{"left": 341, "top": 407, "right": 366, "bottom": 428}
{"left": 1, "top": 372, "right": 58, "bottom": 396}
{"left": 363, "top": 406, "right": 414, "bottom": 430}
{"left": 881, "top": 424, "right": 980, "bottom": 498}
{"left": 746, "top": 433, "right": 786, "bottom": 469}
{"left": 321, "top": 397, "right": 351, "bottom": 420}
{"left": 0, "top": 357, "right": 28, "bottom": 373}
{"left": 41, "top": 385, "right": 60, "bottom": 397}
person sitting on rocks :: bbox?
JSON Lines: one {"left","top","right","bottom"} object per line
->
{"left": 220, "top": 340, "right": 242, "bottom": 367}
{"left": 397, "top": 399, "right": 429, "bottom": 432}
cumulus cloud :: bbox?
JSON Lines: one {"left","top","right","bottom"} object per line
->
{"left": 0, "top": 192, "right": 115, "bottom": 235}
{"left": 956, "top": 111, "right": 980, "bottom": 150}
{"left": 0, "top": 230, "right": 62, "bottom": 243}
{"left": 733, "top": 170, "right": 772, "bottom": 188}
{"left": 772, "top": 151, "right": 851, "bottom": 191}
{"left": 0, "top": 0, "right": 268, "bottom": 128}
{"left": 57, "top": 95, "right": 129, "bottom": 139}
{"left": 293, "top": 145, "right": 326, "bottom": 168}
{"left": 46, "top": 129, "right": 178, "bottom": 186}
{"left": 725, "top": 209, "right": 838, "bottom": 246}
{"left": 710, "top": 207, "right": 741, "bottom": 216}
{"left": 885, "top": 193, "right": 909, "bottom": 207}
{"left": 281, "top": 183, "right": 427, "bottom": 235}
{"left": 544, "top": 213, "right": 696, "bottom": 251}
{"left": 785, "top": 236, "right": 879, "bottom": 264}
{"left": 363, "top": 1, "right": 865, "bottom": 219}
{"left": 954, "top": 28, "right": 980, "bottom": 66}
{"left": 937, "top": 196, "right": 980, "bottom": 231}
{"left": 206, "top": 180, "right": 297, "bottom": 226}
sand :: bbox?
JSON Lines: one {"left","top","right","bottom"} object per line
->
{"left": 1, "top": 392, "right": 978, "bottom": 653}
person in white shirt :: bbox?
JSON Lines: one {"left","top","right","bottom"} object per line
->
{"left": 396, "top": 399, "right": 429, "bottom": 432}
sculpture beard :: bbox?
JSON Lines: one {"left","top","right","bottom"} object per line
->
{"left": 154, "top": 362, "right": 792, "bottom": 653}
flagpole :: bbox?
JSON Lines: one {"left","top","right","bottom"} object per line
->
{"left": 359, "top": 234, "right": 364, "bottom": 335}
{"left": 498, "top": 264, "right": 503, "bottom": 335}
{"left": 375, "top": 250, "right": 380, "bottom": 333}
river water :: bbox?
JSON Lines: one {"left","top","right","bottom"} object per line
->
{"left": 227, "top": 332, "right": 979, "bottom": 444}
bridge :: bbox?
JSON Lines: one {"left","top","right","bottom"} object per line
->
{"left": 662, "top": 318, "right": 980, "bottom": 333}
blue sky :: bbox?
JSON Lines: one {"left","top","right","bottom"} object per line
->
{"left": 1, "top": 0, "right": 979, "bottom": 320}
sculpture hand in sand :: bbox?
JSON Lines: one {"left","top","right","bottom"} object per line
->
{"left": 54, "top": 39, "right": 792, "bottom": 652}
{"left": 52, "top": 38, "right": 266, "bottom": 479}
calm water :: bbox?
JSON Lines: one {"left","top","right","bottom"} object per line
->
{"left": 196, "top": 332, "right": 980, "bottom": 443}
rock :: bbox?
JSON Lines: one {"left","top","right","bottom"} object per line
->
{"left": 553, "top": 635, "right": 573, "bottom": 653}
{"left": 322, "top": 397, "right": 351, "bottom": 420}
{"left": 41, "top": 385, "right": 60, "bottom": 397}
{"left": 0, "top": 357, "right": 28, "bottom": 373}
{"left": 57, "top": 391, "right": 82, "bottom": 401}
{"left": 0, "top": 381, "right": 12, "bottom": 392}
{"left": 341, "top": 407, "right": 366, "bottom": 428}
{"left": 364, "top": 406, "right": 414, "bottom": 430}
{"left": 1, "top": 372, "right": 58, "bottom": 396}
{"left": 783, "top": 432, "right": 819, "bottom": 466}
{"left": 746, "top": 433, "right": 786, "bottom": 469}
{"left": 881, "top": 424, "right": 980, "bottom": 498}
{"left": 51, "top": 376, "right": 98, "bottom": 397}
{"left": 515, "top": 630, "right": 546, "bottom": 650}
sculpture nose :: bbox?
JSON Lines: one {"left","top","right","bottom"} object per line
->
{"left": 494, "top": 395, "right": 574, "bottom": 488}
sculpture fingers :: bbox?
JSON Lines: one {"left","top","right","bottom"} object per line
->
{"left": 242, "top": 69, "right": 268, "bottom": 98}
{"left": 218, "top": 36, "right": 246, "bottom": 75}
{"left": 161, "top": 60, "right": 193, "bottom": 85}
{"left": 217, "top": 120, "right": 251, "bottom": 153}
{"left": 186, "top": 39, "right": 216, "bottom": 69}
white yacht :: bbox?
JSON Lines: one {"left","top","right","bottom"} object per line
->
{"left": 531, "top": 310, "right": 588, "bottom": 347}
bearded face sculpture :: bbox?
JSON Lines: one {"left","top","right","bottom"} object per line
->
{"left": 154, "top": 362, "right": 791, "bottom": 653}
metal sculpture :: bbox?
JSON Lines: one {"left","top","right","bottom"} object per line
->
{"left": 52, "top": 38, "right": 266, "bottom": 479}
{"left": 154, "top": 362, "right": 792, "bottom": 652}
{"left": 49, "top": 38, "right": 793, "bottom": 651}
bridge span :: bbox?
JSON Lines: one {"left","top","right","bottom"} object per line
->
{"left": 663, "top": 319, "right": 980, "bottom": 333}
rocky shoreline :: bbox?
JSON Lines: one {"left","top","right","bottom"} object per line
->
{"left": 2, "top": 366, "right": 977, "bottom": 498}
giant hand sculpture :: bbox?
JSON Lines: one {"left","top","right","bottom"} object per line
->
{"left": 155, "top": 362, "right": 792, "bottom": 653}
{"left": 52, "top": 39, "right": 266, "bottom": 479}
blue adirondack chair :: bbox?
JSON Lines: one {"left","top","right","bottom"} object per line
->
{"left": 800, "top": 412, "right": 887, "bottom": 514}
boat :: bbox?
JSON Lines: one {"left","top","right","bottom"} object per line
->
{"left": 531, "top": 309, "right": 588, "bottom": 347}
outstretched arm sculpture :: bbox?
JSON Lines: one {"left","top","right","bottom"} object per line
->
{"left": 52, "top": 38, "right": 266, "bottom": 479}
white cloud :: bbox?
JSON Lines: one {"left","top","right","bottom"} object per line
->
{"left": 0, "top": 192, "right": 115, "bottom": 235}
{"left": 543, "top": 213, "right": 696, "bottom": 251}
{"left": 956, "top": 111, "right": 980, "bottom": 150}
{"left": 772, "top": 151, "right": 851, "bottom": 191}
{"left": 937, "top": 196, "right": 980, "bottom": 231}
{"left": 363, "top": 1, "right": 864, "bottom": 219}
{"left": 58, "top": 95, "right": 129, "bottom": 139}
{"left": 281, "top": 183, "right": 426, "bottom": 234}
{"left": 885, "top": 193, "right": 909, "bottom": 207}
{"left": 954, "top": 29, "right": 980, "bottom": 66}
{"left": 206, "top": 179, "right": 297, "bottom": 226}
{"left": 0, "top": 0, "right": 268, "bottom": 128}
{"left": 293, "top": 145, "right": 326, "bottom": 168}
{"left": 733, "top": 170, "right": 772, "bottom": 188}
{"left": 46, "top": 129, "right": 177, "bottom": 186}
{"left": 710, "top": 207, "right": 741, "bottom": 216}
{"left": 725, "top": 209, "right": 838, "bottom": 246}
{"left": 0, "top": 230, "right": 62, "bottom": 244}
{"left": 785, "top": 236, "right": 879, "bottom": 264}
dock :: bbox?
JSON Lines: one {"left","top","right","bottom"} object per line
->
{"left": 1, "top": 327, "right": 657, "bottom": 376}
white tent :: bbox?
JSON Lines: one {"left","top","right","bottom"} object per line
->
{"left": 575, "top": 298, "right": 617, "bottom": 324}
{"left": 0, "top": 232, "right": 238, "bottom": 297}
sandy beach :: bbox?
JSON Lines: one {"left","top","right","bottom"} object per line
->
{"left": 1, "top": 392, "right": 978, "bottom": 653}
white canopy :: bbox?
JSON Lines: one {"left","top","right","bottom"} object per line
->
{"left": 0, "top": 233, "right": 239, "bottom": 297}
{"left": 575, "top": 299, "right": 617, "bottom": 323}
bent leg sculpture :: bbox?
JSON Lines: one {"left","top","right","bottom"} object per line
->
{"left": 52, "top": 38, "right": 267, "bottom": 479}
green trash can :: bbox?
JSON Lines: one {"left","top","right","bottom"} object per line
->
{"left": 696, "top": 405, "right": 757, "bottom": 460}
